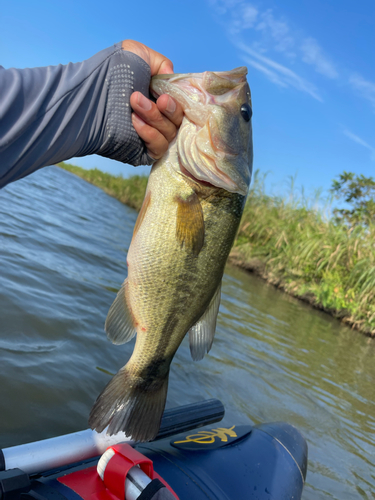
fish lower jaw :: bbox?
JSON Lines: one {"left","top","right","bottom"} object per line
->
{"left": 178, "top": 162, "right": 217, "bottom": 189}
{"left": 175, "top": 126, "right": 245, "bottom": 194}
{"left": 177, "top": 155, "right": 246, "bottom": 194}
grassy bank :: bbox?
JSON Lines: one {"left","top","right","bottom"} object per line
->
{"left": 58, "top": 162, "right": 375, "bottom": 337}
{"left": 233, "top": 174, "right": 375, "bottom": 336}
{"left": 58, "top": 162, "right": 148, "bottom": 210}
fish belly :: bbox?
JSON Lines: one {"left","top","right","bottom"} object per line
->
{"left": 127, "top": 159, "right": 244, "bottom": 361}
{"left": 89, "top": 158, "right": 245, "bottom": 440}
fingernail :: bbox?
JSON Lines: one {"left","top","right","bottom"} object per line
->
{"left": 137, "top": 93, "right": 152, "bottom": 111}
{"left": 166, "top": 97, "right": 176, "bottom": 114}
{"left": 132, "top": 113, "right": 146, "bottom": 127}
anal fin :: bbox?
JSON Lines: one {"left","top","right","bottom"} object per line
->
{"left": 189, "top": 283, "right": 221, "bottom": 361}
{"left": 105, "top": 278, "right": 136, "bottom": 345}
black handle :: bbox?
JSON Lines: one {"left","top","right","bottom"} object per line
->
{"left": 155, "top": 399, "right": 225, "bottom": 440}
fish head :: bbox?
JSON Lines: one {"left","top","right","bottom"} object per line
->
{"left": 151, "top": 68, "right": 253, "bottom": 196}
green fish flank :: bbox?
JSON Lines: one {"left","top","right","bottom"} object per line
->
{"left": 89, "top": 67, "right": 253, "bottom": 441}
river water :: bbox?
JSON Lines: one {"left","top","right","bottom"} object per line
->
{"left": 0, "top": 166, "right": 374, "bottom": 499}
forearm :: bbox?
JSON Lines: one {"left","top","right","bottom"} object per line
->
{"left": 0, "top": 42, "right": 152, "bottom": 188}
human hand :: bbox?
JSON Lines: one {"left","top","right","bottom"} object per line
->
{"left": 122, "top": 40, "right": 183, "bottom": 160}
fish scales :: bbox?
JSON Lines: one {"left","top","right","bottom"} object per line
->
{"left": 89, "top": 67, "right": 253, "bottom": 441}
{"left": 128, "top": 166, "right": 245, "bottom": 356}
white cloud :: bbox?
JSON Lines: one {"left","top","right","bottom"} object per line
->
{"left": 242, "top": 5, "right": 259, "bottom": 28}
{"left": 242, "top": 56, "right": 288, "bottom": 88}
{"left": 349, "top": 74, "right": 375, "bottom": 110}
{"left": 238, "top": 42, "right": 322, "bottom": 101}
{"left": 208, "top": 0, "right": 248, "bottom": 17}
{"left": 301, "top": 38, "right": 338, "bottom": 79}
{"left": 229, "top": 4, "right": 258, "bottom": 34}
{"left": 343, "top": 129, "right": 375, "bottom": 161}
{"left": 208, "top": 1, "right": 338, "bottom": 100}
{"left": 256, "top": 9, "right": 295, "bottom": 56}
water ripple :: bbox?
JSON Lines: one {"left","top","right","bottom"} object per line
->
{"left": 0, "top": 167, "right": 374, "bottom": 499}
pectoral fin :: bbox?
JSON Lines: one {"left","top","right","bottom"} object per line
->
{"left": 189, "top": 283, "right": 221, "bottom": 361}
{"left": 176, "top": 192, "right": 204, "bottom": 256}
{"left": 105, "top": 279, "right": 136, "bottom": 345}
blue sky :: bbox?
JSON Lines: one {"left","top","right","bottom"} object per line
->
{"left": 2, "top": 0, "right": 374, "bottom": 198}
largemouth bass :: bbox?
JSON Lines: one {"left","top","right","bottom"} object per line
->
{"left": 89, "top": 67, "right": 253, "bottom": 441}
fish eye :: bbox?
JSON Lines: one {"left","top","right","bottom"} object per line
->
{"left": 240, "top": 103, "right": 252, "bottom": 122}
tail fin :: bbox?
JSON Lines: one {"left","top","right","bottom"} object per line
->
{"left": 89, "top": 367, "right": 169, "bottom": 441}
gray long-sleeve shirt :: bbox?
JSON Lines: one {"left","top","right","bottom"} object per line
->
{"left": 0, "top": 42, "right": 154, "bottom": 189}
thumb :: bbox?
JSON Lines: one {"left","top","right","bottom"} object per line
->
{"left": 147, "top": 48, "right": 174, "bottom": 76}
{"left": 121, "top": 40, "right": 174, "bottom": 76}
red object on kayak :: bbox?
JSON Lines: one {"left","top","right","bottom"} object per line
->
{"left": 58, "top": 443, "right": 179, "bottom": 500}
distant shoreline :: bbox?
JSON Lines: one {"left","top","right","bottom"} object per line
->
{"left": 58, "top": 162, "right": 375, "bottom": 338}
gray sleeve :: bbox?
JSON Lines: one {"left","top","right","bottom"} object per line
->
{"left": 0, "top": 42, "right": 154, "bottom": 189}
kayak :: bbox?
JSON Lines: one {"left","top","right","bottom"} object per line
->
{"left": 0, "top": 400, "right": 307, "bottom": 500}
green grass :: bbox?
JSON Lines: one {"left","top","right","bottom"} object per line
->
{"left": 58, "top": 162, "right": 375, "bottom": 337}
{"left": 58, "top": 162, "right": 147, "bottom": 211}
{"left": 233, "top": 172, "right": 375, "bottom": 336}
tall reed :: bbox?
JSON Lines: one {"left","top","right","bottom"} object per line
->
{"left": 234, "top": 172, "right": 375, "bottom": 335}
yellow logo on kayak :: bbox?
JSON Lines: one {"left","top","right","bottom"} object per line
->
{"left": 174, "top": 426, "right": 237, "bottom": 445}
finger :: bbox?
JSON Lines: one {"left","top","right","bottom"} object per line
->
{"left": 121, "top": 40, "right": 174, "bottom": 76}
{"left": 130, "top": 92, "right": 177, "bottom": 144}
{"left": 156, "top": 94, "right": 184, "bottom": 128}
{"left": 155, "top": 58, "right": 174, "bottom": 75}
{"left": 146, "top": 47, "right": 174, "bottom": 76}
{"left": 132, "top": 114, "right": 169, "bottom": 159}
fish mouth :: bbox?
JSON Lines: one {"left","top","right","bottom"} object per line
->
{"left": 151, "top": 69, "right": 251, "bottom": 196}
{"left": 150, "top": 68, "right": 248, "bottom": 111}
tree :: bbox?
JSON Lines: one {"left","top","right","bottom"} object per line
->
{"left": 331, "top": 171, "right": 375, "bottom": 226}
